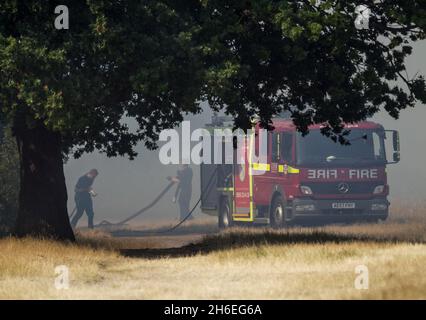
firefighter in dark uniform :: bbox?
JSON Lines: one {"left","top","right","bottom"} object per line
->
{"left": 71, "top": 169, "right": 99, "bottom": 229}
{"left": 171, "top": 164, "right": 193, "bottom": 220}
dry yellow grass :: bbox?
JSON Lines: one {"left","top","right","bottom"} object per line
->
{"left": 0, "top": 203, "right": 425, "bottom": 299}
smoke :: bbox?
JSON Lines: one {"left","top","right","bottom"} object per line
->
{"left": 372, "top": 40, "right": 426, "bottom": 202}
{"left": 65, "top": 41, "right": 426, "bottom": 225}
{"left": 64, "top": 109, "right": 213, "bottom": 225}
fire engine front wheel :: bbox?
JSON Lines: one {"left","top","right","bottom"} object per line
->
{"left": 270, "top": 195, "right": 286, "bottom": 228}
{"left": 218, "top": 198, "right": 233, "bottom": 229}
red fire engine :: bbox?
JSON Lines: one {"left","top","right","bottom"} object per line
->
{"left": 200, "top": 116, "right": 400, "bottom": 228}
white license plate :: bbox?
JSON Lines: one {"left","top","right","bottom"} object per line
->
{"left": 332, "top": 202, "right": 355, "bottom": 209}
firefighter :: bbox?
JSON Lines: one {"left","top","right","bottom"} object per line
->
{"left": 170, "top": 164, "right": 193, "bottom": 220}
{"left": 71, "top": 169, "right": 99, "bottom": 229}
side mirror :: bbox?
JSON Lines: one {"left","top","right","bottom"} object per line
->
{"left": 385, "top": 130, "right": 400, "bottom": 164}
{"left": 393, "top": 152, "right": 400, "bottom": 163}
{"left": 393, "top": 131, "right": 400, "bottom": 152}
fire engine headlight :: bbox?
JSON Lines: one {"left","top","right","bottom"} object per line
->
{"left": 373, "top": 185, "right": 385, "bottom": 194}
{"left": 300, "top": 185, "right": 313, "bottom": 195}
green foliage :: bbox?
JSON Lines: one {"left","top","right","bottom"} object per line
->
{"left": 0, "top": 126, "right": 19, "bottom": 235}
{"left": 0, "top": 0, "right": 425, "bottom": 155}
{"left": 199, "top": 0, "right": 426, "bottom": 140}
{"left": 0, "top": 1, "right": 206, "bottom": 158}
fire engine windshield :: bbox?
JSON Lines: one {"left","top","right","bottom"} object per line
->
{"left": 296, "top": 129, "right": 386, "bottom": 166}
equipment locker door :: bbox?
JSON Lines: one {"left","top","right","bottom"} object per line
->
{"left": 233, "top": 133, "right": 254, "bottom": 221}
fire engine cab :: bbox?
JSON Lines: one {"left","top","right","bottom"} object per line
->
{"left": 200, "top": 116, "right": 400, "bottom": 228}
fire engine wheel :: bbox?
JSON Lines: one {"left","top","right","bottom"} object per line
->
{"left": 218, "top": 198, "right": 233, "bottom": 229}
{"left": 270, "top": 195, "right": 286, "bottom": 228}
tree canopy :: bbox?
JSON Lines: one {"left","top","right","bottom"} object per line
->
{"left": 0, "top": 1, "right": 206, "bottom": 158}
{"left": 199, "top": 0, "right": 426, "bottom": 140}
{"left": 1, "top": 0, "right": 425, "bottom": 155}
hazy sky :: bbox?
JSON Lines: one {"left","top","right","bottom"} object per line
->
{"left": 372, "top": 40, "right": 426, "bottom": 202}
{"left": 64, "top": 40, "right": 426, "bottom": 225}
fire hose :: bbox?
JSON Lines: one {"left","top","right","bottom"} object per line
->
{"left": 95, "top": 181, "right": 176, "bottom": 227}
{"left": 69, "top": 167, "right": 218, "bottom": 233}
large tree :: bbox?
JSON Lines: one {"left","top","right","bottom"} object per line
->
{"left": 0, "top": 125, "right": 19, "bottom": 235}
{"left": 0, "top": 0, "right": 425, "bottom": 240}
{"left": 0, "top": 1, "right": 205, "bottom": 240}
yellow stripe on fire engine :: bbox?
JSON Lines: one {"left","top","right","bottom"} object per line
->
{"left": 278, "top": 165, "right": 300, "bottom": 174}
{"left": 251, "top": 163, "right": 270, "bottom": 171}
{"left": 248, "top": 131, "right": 255, "bottom": 222}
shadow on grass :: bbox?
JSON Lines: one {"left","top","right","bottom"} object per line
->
{"left": 106, "top": 222, "right": 219, "bottom": 238}
{"left": 119, "top": 227, "right": 417, "bottom": 259}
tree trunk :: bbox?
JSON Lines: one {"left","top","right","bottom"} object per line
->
{"left": 13, "top": 123, "right": 75, "bottom": 241}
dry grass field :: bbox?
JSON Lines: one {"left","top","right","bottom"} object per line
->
{"left": 0, "top": 200, "right": 425, "bottom": 299}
